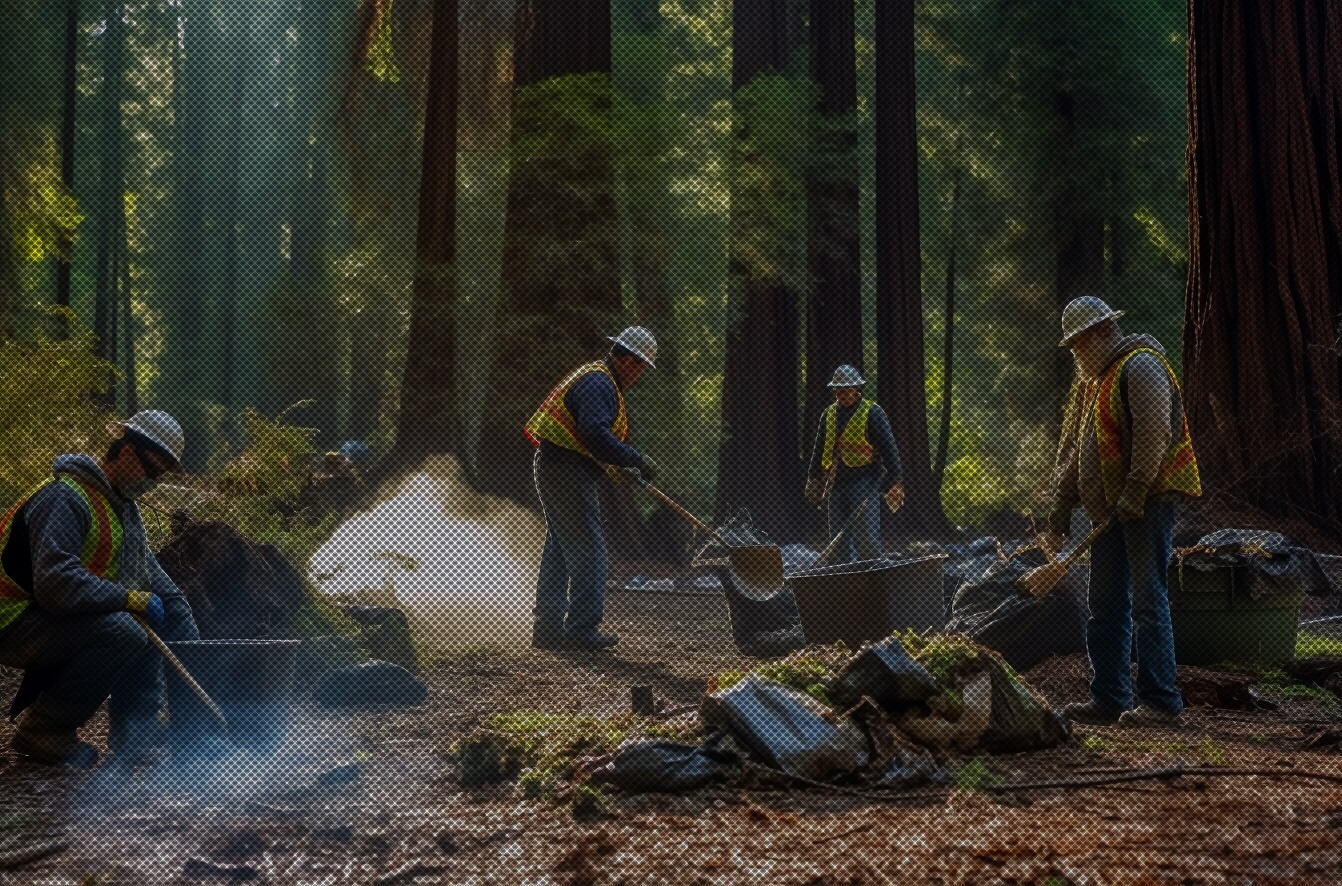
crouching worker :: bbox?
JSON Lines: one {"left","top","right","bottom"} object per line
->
{"left": 0, "top": 411, "right": 200, "bottom": 768}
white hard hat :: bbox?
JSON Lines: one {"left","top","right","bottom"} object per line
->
{"left": 827, "top": 364, "right": 866, "bottom": 388}
{"left": 1059, "top": 296, "right": 1124, "bottom": 346}
{"left": 607, "top": 326, "right": 657, "bottom": 367}
{"left": 110, "top": 409, "right": 185, "bottom": 467}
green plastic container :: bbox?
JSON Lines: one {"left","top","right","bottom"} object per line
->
{"left": 1168, "top": 560, "right": 1302, "bottom": 666}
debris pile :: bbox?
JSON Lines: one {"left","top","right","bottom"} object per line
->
{"left": 451, "top": 632, "right": 1069, "bottom": 804}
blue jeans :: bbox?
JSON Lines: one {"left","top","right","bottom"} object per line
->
{"left": 0, "top": 596, "right": 199, "bottom": 732}
{"left": 828, "top": 475, "right": 882, "bottom": 563}
{"left": 533, "top": 452, "right": 607, "bottom": 638}
{"left": 1086, "top": 498, "right": 1183, "bottom": 714}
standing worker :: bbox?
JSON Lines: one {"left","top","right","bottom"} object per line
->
{"left": 1045, "top": 297, "right": 1201, "bottom": 728}
{"left": 804, "top": 365, "right": 905, "bottom": 563}
{"left": 524, "top": 327, "right": 660, "bottom": 650}
{"left": 0, "top": 410, "right": 200, "bottom": 767}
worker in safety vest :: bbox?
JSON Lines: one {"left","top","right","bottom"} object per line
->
{"left": 804, "top": 365, "right": 905, "bottom": 563}
{"left": 1045, "top": 296, "right": 1201, "bottom": 729}
{"left": 524, "top": 327, "right": 659, "bottom": 650}
{"left": 0, "top": 411, "right": 200, "bottom": 768}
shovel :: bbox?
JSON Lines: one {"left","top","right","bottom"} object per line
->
{"left": 1017, "top": 518, "right": 1111, "bottom": 599}
{"left": 132, "top": 615, "right": 230, "bottom": 734}
{"left": 626, "top": 473, "right": 786, "bottom": 590}
{"left": 812, "top": 498, "right": 872, "bottom": 570}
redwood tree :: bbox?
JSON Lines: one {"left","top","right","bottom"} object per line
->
{"left": 713, "top": 0, "right": 807, "bottom": 537}
{"left": 804, "top": 0, "right": 863, "bottom": 444}
{"left": 390, "top": 0, "right": 460, "bottom": 466}
{"left": 1183, "top": 0, "right": 1342, "bottom": 536}
{"left": 874, "top": 0, "right": 947, "bottom": 534}
{"left": 477, "top": 0, "right": 620, "bottom": 501}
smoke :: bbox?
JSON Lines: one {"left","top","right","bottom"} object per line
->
{"left": 309, "top": 455, "right": 544, "bottom": 653}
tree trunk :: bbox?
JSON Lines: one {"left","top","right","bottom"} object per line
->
{"left": 805, "top": 1, "right": 863, "bottom": 452}
{"left": 873, "top": 0, "right": 946, "bottom": 536}
{"left": 119, "top": 237, "right": 137, "bottom": 414}
{"left": 166, "top": 1, "right": 211, "bottom": 469}
{"left": 219, "top": 42, "right": 249, "bottom": 412}
{"left": 933, "top": 156, "right": 964, "bottom": 498}
{"left": 713, "top": 0, "right": 807, "bottom": 538}
{"left": 477, "top": 0, "right": 619, "bottom": 502}
{"left": 94, "top": 1, "right": 126, "bottom": 373}
{"left": 391, "top": 0, "right": 459, "bottom": 466}
{"left": 1183, "top": 0, "right": 1342, "bottom": 537}
{"left": 53, "top": 0, "right": 78, "bottom": 318}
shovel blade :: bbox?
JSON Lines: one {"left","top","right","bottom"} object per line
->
{"left": 728, "top": 545, "right": 786, "bottom": 591}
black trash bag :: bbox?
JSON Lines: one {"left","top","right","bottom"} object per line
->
{"left": 1179, "top": 529, "right": 1332, "bottom": 598}
{"left": 312, "top": 660, "right": 428, "bottom": 710}
{"left": 829, "top": 636, "right": 940, "bottom": 712}
{"left": 945, "top": 554, "right": 1088, "bottom": 673}
{"left": 979, "top": 663, "right": 1072, "bottom": 752}
{"left": 592, "top": 738, "right": 741, "bottom": 793}
{"left": 341, "top": 606, "right": 420, "bottom": 673}
{"left": 940, "top": 538, "right": 1007, "bottom": 625}
{"left": 704, "top": 674, "right": 868, "bottom": 781}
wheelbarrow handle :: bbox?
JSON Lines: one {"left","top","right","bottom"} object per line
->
{"left": 132, "top": 615, "right": 229, "bottom": 731}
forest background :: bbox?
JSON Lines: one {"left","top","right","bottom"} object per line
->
{"left": 0, "top": 0, "right": 1283, "bottom": 553}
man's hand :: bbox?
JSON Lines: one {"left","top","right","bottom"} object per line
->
{"left": 884, "top": 484, "right": 906, "bottom": 513}
{"left": 638, "top": 455, "right": 659, "bottom": 486}
{"left": 1038, "top": 531, "right": 1065, "bottom": 558}
{"left": 1046, "top": 496, "right": 1077, "bottom": 540}
{"left": 126, "top": 590, "right": 165, "bottom": 632}
{"left": 1115, "top": 480, "right": 1147, "bottom": 523}
{"left": 804, "top": 477, "right": 824, "bottom": 508}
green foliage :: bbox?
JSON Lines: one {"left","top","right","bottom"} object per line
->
{"left": 1296, "top": 632, "right": 1342, "bottom": 659}
{"left": 710, "top": 644, "right": 853, "bottom": 706}
{"left": 955, "top": 756, "right": 1005, "bottom": 792}
{"left": 0, "top": 313, "right": 116, "bottom": 508}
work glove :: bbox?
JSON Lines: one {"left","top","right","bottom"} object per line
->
{"left": 1115, "top": 479, "right": 1148, "bottom": 523}
{"left": 804, "top": 477, "right": 824, "bottom": 508}
{"left": 884, "top": 483, "right": 906, "bottom": 514}
{"left": 1046, "top": 496, "right": 1077, "bottom": 540}
{"left": 638, "top": 455, "right": 659, "bottom": 486}
{"left": 126, "top": 590, "right": 165, "bottom": 632}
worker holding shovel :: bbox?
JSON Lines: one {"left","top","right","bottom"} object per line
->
{"left": 804, "top": 365, "right": 905, "bottom": 564}
{"left": 1044, "top": 297, "right": 1201, "bottom": 729}
{"left": 0, "top": 410, "right": 200, "bottom": 768}
{"left": 525, "top": 327, "right": 660, "bottom": 651}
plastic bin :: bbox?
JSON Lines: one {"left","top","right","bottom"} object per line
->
{"left": 1168, "top": 560, "right": 1302, "bottom": 666}
{"left": 166, "top": 639, "right": 301, "bottom": 752}
{"left": 789, "top": 555, "right": 949, "bottom": 647}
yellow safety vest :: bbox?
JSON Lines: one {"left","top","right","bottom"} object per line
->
{"left": 1094, "top": 348, "right": 1202, "bottom": 506}
{"left": 821, "top": 399, "right": 877, "bottom": 471}
{"left": 525, "top": 362, "right": 629, "bottom": 472}
{"left": 0, "top": 476, "right": 124, "bottom": 632}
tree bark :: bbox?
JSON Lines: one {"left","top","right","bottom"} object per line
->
{"left": 804, "top": 0, "right": 863, "bottom": 454}
{"left": 1183, "top": 0, "right": 1342, "bottom": 536}
{"left": 873, "top": 0, "right": 946, "bottom": 535}
{"left": 932, "top": 154, "right": 964, "bottom": 500}
{"left": 477, "top": 0, "right": 619, "bottom": 502}
{"left": 93, "top": 0, "right": 126, "bottom": 373}
{"left": 713, "top": 0, "right": 807, "bottom": 538}
{"left": 53, "top": 0, "right": 78, "bottom": 317}
{"left": 391, "top": 0, "right": 460, "bottom": 466}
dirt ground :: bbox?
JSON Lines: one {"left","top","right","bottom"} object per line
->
{"left": 3, "top": 587, "right": 1342, "bottom": 885}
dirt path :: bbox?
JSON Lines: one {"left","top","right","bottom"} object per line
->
{"left": 3, "top": 589, "right": 1342, "bottom": 884}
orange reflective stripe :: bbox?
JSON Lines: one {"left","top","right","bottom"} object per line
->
{"left": 524, "top": 362, "right": 630, "bottom": 462}
{"left": 1093, "top": 348, "right": 1202, "bottom": 506}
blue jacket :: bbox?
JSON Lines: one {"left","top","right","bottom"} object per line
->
{"left": 807, "top": 400, "right": 904, "bottom": 491}
{"left": 1, "top": 454, "right": 183, "bottom": 616}
{"left": 537, "top": 359, "right": 645, "bottom": 476}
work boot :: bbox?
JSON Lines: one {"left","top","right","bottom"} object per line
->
{"left": 11, "top": 710, "right": 99, "bottom": 769}
{"left": 1061, "top": 700, "right": 1126, "bottom": 726}
{"left": 565, "top": 631, "right": 619, "bottom": 650}
{"left": 1118, "top": 703, "right": 1183, "bottom": 729}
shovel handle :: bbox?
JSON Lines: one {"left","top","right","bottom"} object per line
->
{"left": 1058, "top": 518, "right": 1111, "bottom": 567}
{"left": 633, "top": 476, "right": 728, "bottom": 546}
{"left": 132, "top": 615, "right": 229, "bottom": 730}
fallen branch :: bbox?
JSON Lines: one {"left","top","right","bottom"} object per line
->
{"left": 0, "top": 839, "right": 68, "bottom": 870}
{"left": 741, "top": 762, "right": 949, "bottom": 804}
{"left": 984, "top": 764, "right": 1342, "bottom": 793}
